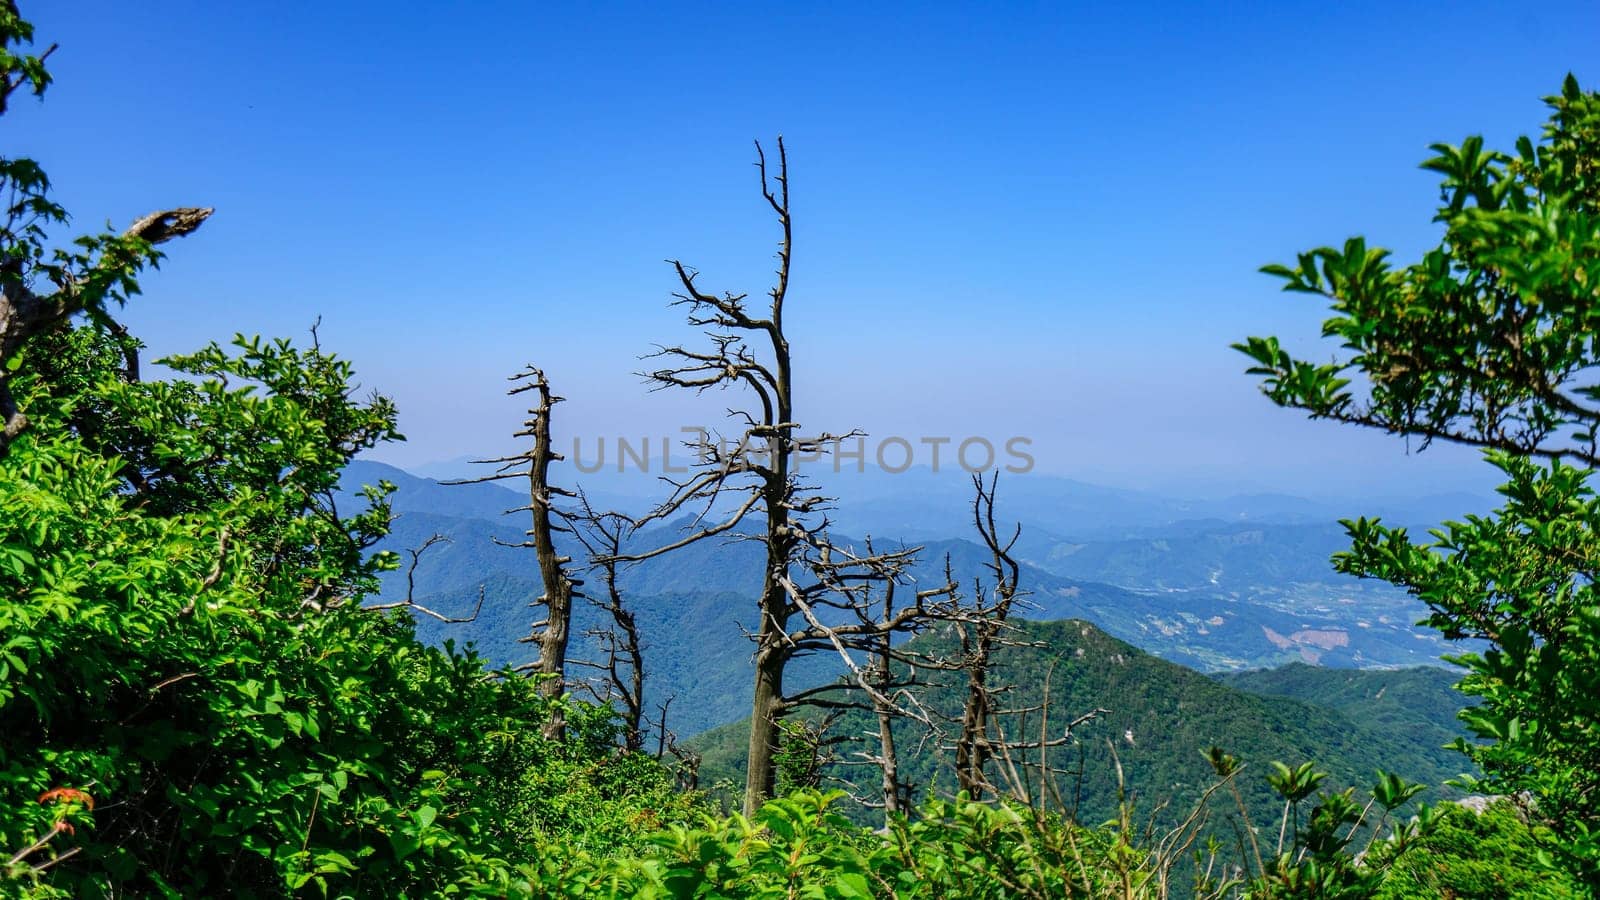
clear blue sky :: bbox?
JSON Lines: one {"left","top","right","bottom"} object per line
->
{"left": 13, "top": 1, "right": 1599, "bottom": 498}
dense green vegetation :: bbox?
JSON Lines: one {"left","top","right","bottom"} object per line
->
{"left": 3, "top": 3, "right": 1598, "bottom": 894}
{"left": 1372, "top": 798, "right": 1585, "bottom": 898}
{"left": 1217, "top": 663, "right": 1470, "bottom": 759}
{"left": 0, "top": 12, "right": 693, "bottom": 893}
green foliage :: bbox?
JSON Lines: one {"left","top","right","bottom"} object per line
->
{"left": 524, "top": 772, "right": 1439, "bottom": 899}
{"left": 1236, "top": 75, "right": 1600, "bottom": 465}
{"left": 1336, "top": 453, "right": 1600, "bottom": 881}
{"left": 1149, "top": 752, "right": 1435, "bottom": 898}
{"left": 1372, "top": 799, "right": 1585, "bottom": 898}
{"left": 1239, "top": 76, "right": 1600, "bottom": 891}
{"left": 0, "top": 204, "right": 694, "bottom": 899}
{"left": 527, "top": 789, "right": 1144, "bottom": 898}
{"left": 0, "top": 8, "right": 696, "bottom": 894}
{"left": 3, "top": 338, "right": 502, "bottom": 894}
{"left": 479, "top": 700, "right": 703, "bottom": 856}
{"left": 774, "top": 718, "right": 832, "bottom": 796}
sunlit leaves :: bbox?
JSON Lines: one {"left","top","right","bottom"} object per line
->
{"left": 1333, "top": 452, "right": 1600, "bottom": 881}
{"left": 1236, "top": 77, "right": 1600, "bottom": 466}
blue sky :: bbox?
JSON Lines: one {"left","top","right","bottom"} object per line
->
{"left": 13, "top": 1, "right": 1599, "bottom": 498}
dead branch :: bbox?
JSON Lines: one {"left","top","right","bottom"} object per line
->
{"left": 1, "top": 207, "right": 212, "bottom": 447}
{"left": 362, "top": 535, "right": 487, "bottom": 623}
{"left": 447, "top": 366, "right": 578, "bottom": 740}
{"left": 566, "top": 490, "right": 648, "bottom": 751}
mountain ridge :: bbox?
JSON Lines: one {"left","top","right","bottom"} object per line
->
{"left": 340, "top": 460, "right": 1473, "bottom": 737}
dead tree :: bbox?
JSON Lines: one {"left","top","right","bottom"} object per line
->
{"left": 651, "top": 698, "right": 702, "bottom": 792}
{"left": 0, "top": 205, "right": 212, "bottom": 449}
{"left": 618, "top": 138, "right": 962, "bottom": 813}
{"left": 567, "top": 492, "right": 647, "bottom": 751}
{"left": 948, "top": 473, "right": 1108, "bottom": 803}
{"left": 616, "top": 136, "right": 832, "bottom": 813}
{"left": 844, "top": 577, "right": 932, "bottom": 818}
{"left": 362, "top": 534, "right": 486, "bottom": 623}
{"left": 865, "top": 571, "right": 915, "bottom": 818}
{"left": 450, "top": 366, "right": 577, "bottom": 740}
{"left": 952, "top": 472, "right": 1023, "bottom": 797}
{"left": 784, "top": 546, "right": 961, "bottom": 820}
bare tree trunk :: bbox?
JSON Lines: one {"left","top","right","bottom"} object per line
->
{"left": 567, "top": 494, "right": 648, "bottom": 750}
{"left": 745, "top": 637, "right": 786, "bottom": 813}
{"left": 451, "top": 367, "right": 577, "bottom": 741}
{"left": 875, "top": 682, "right": 903, "bottom": 817}
{"left": 746, "top": 315, "right": 795, "bottom": 811}
{"left": 956, "top": 651, "right": 994, "bottom": 798}
{"left": 621, "top": 139, "right": 960, "bottom": 815}
{"left": 870, "top": 611, "right": 908, "bottom": 816}
{"left": 746, "top": 160, "right": 798, "bottom": 813}
{"left": 517, "top": 371, "right": 574, "bottom": 739}
{"left": 869, "top": 572, "right": 905, "bottom": 818}
{"left": 956, "top": 472, "right": 1020, "bottom": 799}
{"left": 945, "top": 474, "right": 1111, "bottom": 805}
{"left": 619, "top": 607, "right": 645, "bottom": 751}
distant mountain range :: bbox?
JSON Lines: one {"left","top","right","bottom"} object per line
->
{"left": 339, "top": 459, "right": 1486, "bottom": 737}
{"left": 393, "top": 455, "right": 1495, "bottom": 539}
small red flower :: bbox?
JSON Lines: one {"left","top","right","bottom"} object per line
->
{"left": 37, "top": 787, "right": 94, "bottom": 811}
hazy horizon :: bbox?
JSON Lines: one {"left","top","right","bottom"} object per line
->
{"left": 362, "top": 452, "right": 1500, "bottom": 516}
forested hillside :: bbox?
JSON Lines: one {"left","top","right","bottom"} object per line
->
{"left": 1218, "top": 663, "right": 1471, "bottom": 756}
{"left": 689, "top": 620, "right": 1470, "bottom": 827}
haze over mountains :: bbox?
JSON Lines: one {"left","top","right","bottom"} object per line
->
{"left": 342, "top": 458, "right": 1490, "bottom": 735}
{"left": 403, "top": 454, "right": 1494, "bottom": 539}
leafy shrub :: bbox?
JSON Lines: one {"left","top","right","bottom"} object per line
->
{"left": 1372, "top": 798, "right": 1585, "bottom": 899}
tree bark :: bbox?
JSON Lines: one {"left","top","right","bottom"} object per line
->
{"left": 745, "top": 641, "right": 786, "bottom": 814}
{"left": 876, "top": 696, "right": 902, "bottom": 817}
{"left": 745, "top": 324, "right": 793, "bottom": 812}
{"left": 956, "top": 652, "right": 992, "bottom": 798}
{"left": 522, "top": 371, "right": 573, "bottom": 740}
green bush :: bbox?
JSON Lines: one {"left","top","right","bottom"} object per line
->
{"left": 1373, "top": 799, "right": 1584, "bottom": 899}
{"left": 0, "top": 333, "right": 695, "bottom": 895}
{"left": 0, "top": 21, "right": 698, "bottom": 887}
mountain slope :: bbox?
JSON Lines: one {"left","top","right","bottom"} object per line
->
{"left": 1216, "top": 662, "right": 1473, "bottom": 762}
{"left": 690, "top": 619, "right": 1470, "bottom": 828}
